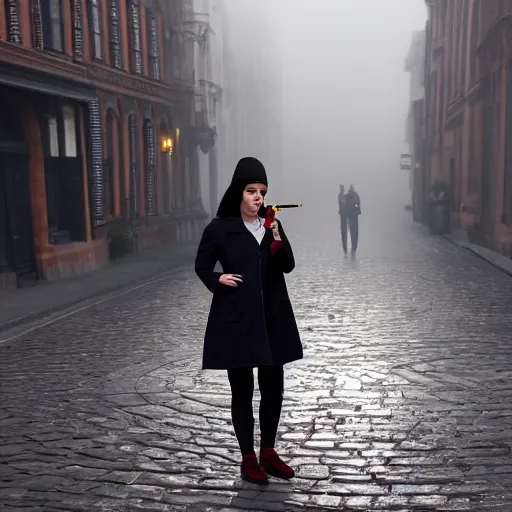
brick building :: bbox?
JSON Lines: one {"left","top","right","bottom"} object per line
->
{"left": 422, "top": 0, "right": 512, "bottom": 255}
{"left": 0, "top": 0, "right": 206, "bottom": 290}
{"left": 404, "top": 30, "right": 426, "bottom": 222}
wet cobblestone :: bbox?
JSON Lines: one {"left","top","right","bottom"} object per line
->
{"left": 2, "top": 215, "right": 512, "bottom": 510}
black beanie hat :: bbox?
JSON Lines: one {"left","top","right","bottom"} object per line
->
{"left": 230, "top": 157, "right": 268, "bottom": 187}
{"left": 217, "top": 157, "right": 268, "bottom": 218}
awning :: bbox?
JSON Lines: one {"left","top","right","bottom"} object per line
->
{"left": 0, "top": 61, "right": 96, "bottom": 102}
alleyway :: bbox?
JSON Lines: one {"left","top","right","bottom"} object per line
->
{"left": 2, "top": 212, "right": 512, "bottom": 511}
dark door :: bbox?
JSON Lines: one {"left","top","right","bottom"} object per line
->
{"left": 481, "top": 71, "right": 501, "bottom": 244}
{"left": 44, "top": 157, "right": 86, "bottom": 243}
{"left": 0, "top": 152, "right": 36, "bottom": 279}
{"left": 481, "top": 102, "right": 494, "bottom": 239}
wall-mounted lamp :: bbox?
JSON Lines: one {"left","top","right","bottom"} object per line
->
{"left": 161, "top": 136, "right": 174, "bottom": 154}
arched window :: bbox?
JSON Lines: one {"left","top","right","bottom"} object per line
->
{"left": 128, "top": 0, "right": 142, "bottom": 73}
{"left": 72, "top": 0, "right": 83, "bottom": 58}
{"left": 128, "top": 114, "right": 139, "bottom": 218}
{"left": 89, "top": 0, "right": 102, "bottom": 59}
{"left": 143, "top": 119, "right": 156, "bottom": 215}
{"left": 147, "top": 10, "right": 160, "bottom": 80}
{"left": 4, "top": 0, "right": 22, "bottom": 44}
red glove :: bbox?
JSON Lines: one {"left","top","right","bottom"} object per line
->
{"left": 270, "top": 240, "right": 284, "bottom": 256}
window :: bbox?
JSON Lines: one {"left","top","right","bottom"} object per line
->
{"left": 90, "top": 0, "right": 102, "bottom": 59}
{"left": 43, "top": 105, "right": 86, "bottom": 244}
{"left": 128, "top": 0, "right": 142, "bottom": 73}
{"left": 148, "top": 12, "right": 160, "bottom": 79}
{"left": 431, "top": 71, "right": 438, "bottom": 136}
{"left": 48, "top": 116, "right": 59, "bottom": 157}
{"left": 469, "top": 1, "right": 480, "bottom": 86}
{"left": 108, "top": 0, "right": 122, "bottom": 68}
{"left": 4, "top": 0, "right": 22, "bottom": 44}
{"left": 448, "top": 1, "right": 455, "bottom": 98}
{"left": 63, "top": 106, "right": 77, "bottom": 157}
{"left": 460, "top": 0, "right": 470, "bottom": 89}
{"left": 165, "top": 30, "right": 181, "bottom": 82}
{"left": 40, "top": 0, "right": 63, "bottom": 51}
{"left": 44, "top": 105, "right": 78, "bottom": 158}
{"left": 173, "top": 32, "right": 181, "bottom": 78}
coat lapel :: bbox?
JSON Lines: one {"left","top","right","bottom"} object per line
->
{"left": 225, "top": 217, "right": 246, "bottom": 233}
{"left": 223, "top": 216, "right": 274, "bottom": 252}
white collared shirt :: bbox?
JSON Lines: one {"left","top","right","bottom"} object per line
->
{"left": 243, "top": 216, "right": 265, "bottom": 245}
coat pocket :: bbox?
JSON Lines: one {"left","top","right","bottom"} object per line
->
{"left": 222, "top": 304, "right": 243, "bottom": 323}
{"left": 218, "top": 294, "right": 244, "bottom": 324}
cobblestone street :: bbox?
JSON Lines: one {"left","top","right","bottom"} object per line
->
{"left": 2, "top": 213, "right": 512, "bottom": 511}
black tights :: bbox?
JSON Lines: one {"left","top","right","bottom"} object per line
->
{"left": 227, "top": 365, "right": 284, "bottom": 456}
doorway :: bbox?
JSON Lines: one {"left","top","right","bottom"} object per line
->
{"left": 0, "top": 153, "right": 36, "bottom": 278}
{"left": 0, "top": 104, "right": 37, "bottom": 285}
{"left": 481, "top": 70, "right": 501, "bottom": 245}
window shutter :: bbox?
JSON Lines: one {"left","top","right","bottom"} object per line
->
{"left": 5, "top": 0, "right": 22, "bottom": 44}
{"left": 72, "top": 0, "right": 83, "bottom": 58}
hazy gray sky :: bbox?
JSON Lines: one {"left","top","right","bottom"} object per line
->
{"left": 269, "top": 0, "right": 427, "bottom": 211}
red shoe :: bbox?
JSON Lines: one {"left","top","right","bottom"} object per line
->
{"left": 241, "top": 454, "right": 269, "bottom": 485}
{"left": 260, "top": 448, "right": 295, "bottom": 480}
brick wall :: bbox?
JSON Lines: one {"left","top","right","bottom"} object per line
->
{"left": 37, "top": 239, "right": 108, "bottom": 281}
{"left": 135, "top": 223, "right": 177, "bottom": 252}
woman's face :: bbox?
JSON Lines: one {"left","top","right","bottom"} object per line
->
{"left": 240, "top": 183, "right": 267, "bottom": 217}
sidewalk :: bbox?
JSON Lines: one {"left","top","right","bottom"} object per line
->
{"left": 0, "top": 243, "right": 197, "bottom": 333}
{"left": 443, "top": 228, "right": 512, "bottom": 277}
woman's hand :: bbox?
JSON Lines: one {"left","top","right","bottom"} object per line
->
{"left": 270, "top": 220, "right": 281, "bottom": 241}
{"left": 219, "top": 274, "right": 243, "bottom": 287}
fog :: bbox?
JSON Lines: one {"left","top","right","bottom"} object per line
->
{"left": 220, "top": 0, "right": 427, "bottom": 228}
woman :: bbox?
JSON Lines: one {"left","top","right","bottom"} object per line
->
{"left": 195, "top": 157, "right": 303, "bottom": 485}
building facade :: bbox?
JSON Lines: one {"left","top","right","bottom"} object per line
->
{"left": 404, "top": 30, "right": 426, "bottom": 221}
{"left": 216, "top": 0, "right": 284, "bottom": 203}
{"left": 421, "top": 0, "right": 512, "bottom": 255}
{"left": 176, "top": 0, "right": 284, "bottom": 218}
{"left": 186, "top": 0, "right": 223, "bottom": 218}
{"left": 0, "top": 0, "right": 206, "bottom": 290}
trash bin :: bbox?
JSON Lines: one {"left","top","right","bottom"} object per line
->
{"left": 428, "top": 200, "right": 450, "bottom": 235}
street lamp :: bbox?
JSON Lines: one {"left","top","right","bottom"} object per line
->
{"left": 161, "top": 136, "right": 174, "bottom": 155}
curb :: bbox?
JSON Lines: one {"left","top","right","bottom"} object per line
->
{"left": 0, "top": 255, "right": 194, "bottom": 336}
{"left": 442, "top": 234, "right": 512, "bottom": 279}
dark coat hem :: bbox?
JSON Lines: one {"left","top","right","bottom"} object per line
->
{"left": 202, "top": 353, "right": 304, "bottom": 371}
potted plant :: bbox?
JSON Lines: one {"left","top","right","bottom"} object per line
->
{"left": 428, "top": 179, "right": 451, "bottom": 234}
{"left": 431, "top": 178, "right": 449, "bottom": 203}
{"left": 108, "top": 219, "right": 134, "bottom": 261}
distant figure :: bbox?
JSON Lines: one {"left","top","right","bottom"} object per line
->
{"left": 346, "top": 185, "right": 361, "bottom": 253}
{"left": 338, "top": 185, "right": 348, "bottom": 254}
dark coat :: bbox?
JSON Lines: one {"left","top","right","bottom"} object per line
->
{"left": 195, "top": 217, "right": 303, "bottom": 370}
{"left": 346, "top": 191, "right": 361, "bottom": 216}
{"left": 338, "top": 192, "right": 347, "bottom": 216}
